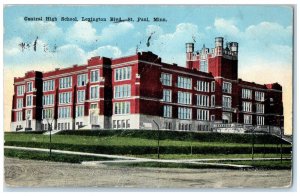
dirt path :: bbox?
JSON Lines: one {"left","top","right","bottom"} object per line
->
{"left": 4, "top": 158, "right": 292, "bottom": 189}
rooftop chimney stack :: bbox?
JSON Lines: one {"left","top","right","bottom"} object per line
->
{"left": 215, "top": 37, "right": 224, "bottom": 56}
{"left": 229, "top": 42, "right": 238, "bottom": 57}
{"left": 186, "top": 43, "right": 194, "bottom": 69}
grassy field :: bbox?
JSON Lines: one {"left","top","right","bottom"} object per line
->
{"left": 5, "top": 131, "right": 292, "bottom": 154}
{"left": 130, "top": 153, "right": 291, "bottom": 159}
{"left": 4, "top": 149, "right": 115, "bottom": 163}
{"left": 4, "top": 131, "right": 292, "bottom": 169}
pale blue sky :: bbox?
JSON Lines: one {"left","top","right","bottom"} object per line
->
{"left": 4, "top": 5, "right": 293, "bottom": 69}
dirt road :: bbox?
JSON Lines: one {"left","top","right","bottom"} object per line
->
{"left": 4, "top": 158, "right": 292, "bottom": 189}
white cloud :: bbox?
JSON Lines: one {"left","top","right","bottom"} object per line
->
{"left": 141, "top": 23, "right": 204, "bottom": 65}
{"left": 244, "top": 22, "right": 292, "bottom": 46}
{"left": 56, "top": 44, "right": 87, "bottom": 65}
{"left": 100, "top": 22, "right": 134, "bottom": 42}
{"left": 214, "top": 18, "right": 240, "bottom": 36}
{"left": 87, "top": 45, "right": 122, "bottom": 58}
{"left": 66, "top": 21, "right": 100, "bottom": 45}
{"left": 4, "top": 37, "right": 23, "bottom": 56}
{"left": 16, "top": 17, "right": 63, "bottom": 42}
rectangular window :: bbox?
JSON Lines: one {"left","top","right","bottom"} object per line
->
{"left": 244, "top": 114, "right": 252, "bottom": 124}
{"left": 242, "top": 89, "right": 252, "bottom": 99}
{"left": 17, "top": 85, "right": 25, "bottom": 96}
{"left": 90, "top": 103, "right": 97, "bottom": 109}
{"left": 257, "top": 116, "right": 265, "bottom": 125}
{"left": 42, "top": 109, "right": 54, "bottom": 119}
{"left": 43, "top": 80, "right": 55, "bottom": 92}
{"left": 43, "top": 94, "right": 54, "bottom": 106}
{"left": 200, "top": 60, "right": 208, "bottom": 73}
{"left": 178, "top": 91, "right": 192, "bottom": 105}
{"left": 211, "top": 81, "right": 215, "bottom": 92}
{"left": 59, "top": 76, "right": 72, "bottom": 89}
{"left": 114, "top": 84, "right": 131, "bottom": 99}
{"left": 211, "top": 95, "right": 215, "bottom": 107}
{"left": 59, "top": 92, "right": 72, "bottom": 104}
{"left": 222, "top": 82, "right": 232, "bottom": 94}
{"left": 77, "top": 90, "right": 85, "bottom": 103}
{"left": 163, "top": 105, "right": 172, "bottom": 118}
{"left": 26, "top": 95, "right": 32, "bottom": 107}
{"left": 27, "top": 82, "right": 33, "bottom": 92}
{"left": 255, "top": 91, "right": 265, "bottom": 101}
{"left": 90, "top": 70, "right": 99, "bottom": 83}
{"left": 177, "top": 76, "right": 192, "bottom": 89}
{"left": 222, "top": 96, "right": 231, "bottom": 108}
{"left": 256, "top": 103, "right": 265, "bottom": 114}
{"left": 58, "top": 107, "right": 71, "bottom": 118}
{"left": 90, "top": 86, "right": 100, "bottom": 100}
{"left": 17, "top": 99, "right": 23, "bottom": 109}
{"left": 77, "top": 74, "right": 88, "bottom": 86}
{"left": 161, "top": 73, "right": 172, "bottom": 86}
{"left": 196, "top": 94, "right": 210, "bottom": 107}
{"left": 242, "top": 101, "right": 252, "bottom": 112}
{"left": 197, "top": 81, "right": 210, "bottom": 92}
{"left": 113, "top": 102, "right": 130, "bottom": 115}
{"left": 163, "top": 89, "right": 172, "bottom": 102}
{"left": 197, "top": 109, "right": 210, "bottom": 121}
{"left": 115, "top": 67, "right": 131, "bottom": 81}
{"left": 178, "top": 107, "right": 192, "bottom": 120}
{"left": 76, "top": 105, "right": 85, "bottom": 117}
{"left": 17, "top": 111, "right": 22, "bottom": 121}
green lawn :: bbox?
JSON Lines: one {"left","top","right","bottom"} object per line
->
{"left": 4, "top": 133, "right": 291, "bottom": 148}
{"left": 4, "top": 149, "right": 115, "bottom": 163}
{"left": 129, "top": 153, "right": 292, "bottom": 160}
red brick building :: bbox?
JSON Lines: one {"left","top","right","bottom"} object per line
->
{"left": 11, "top": 37, "right": 283, "bottom": 133}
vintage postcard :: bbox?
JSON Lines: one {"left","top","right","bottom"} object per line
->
{"left": 3, "top": 5, "right": 294, "bottom": 189}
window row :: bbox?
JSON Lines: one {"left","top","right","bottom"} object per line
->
{"left": 177, "top": 76, "right": 192, "bottom": 89}
{"left": 76, "top": 105, "right": 84, "bottom": 117}
{"left": 42, "top": 109, "right": 54, "bottom": 119}
{"left": 114, "top": 102, "right": 130, "bottom": 115}
{"left": 178, "top": 107, "right": 192, "bottom": 120}
{"left": 58, "top": 107, "right": 71, "bottom": 118}
{"left": 114, "top": 84, "right": 131, "bottom": 99}
{"left": 197, "top": 109, "right": 209, "bottom": 121}
{"left": 196, "top": 94, "right": 210, "bottom": 107}
{"left": 59, "top": 92, "right": 72, "bottom": 104}
{"left": 113, "top": 119, "right": 130, "bottom": 129}
{"left": 43, "top": 80, "right": 55, "bottom": 92}
{"left": 115, "top": 67, "right": 131, "bottom": 81}
{"left": 255, "top": 91, "right": 265, "bottom": 101}
{"left": 178, "top": 91, "right": 192, "bottom": 105}
{"left": 242, "top": 101, "right": 252, "bottom": 112}
{"left": 43, "top": 94, "right": 54, "bottom": 106}
{"left": 242, "top": 89, "right": 252, "bottom": 99}
{"left": 197, "top": 81, "right": 210, "bottom": 92}
{"left": 59, "top": 76, "right": 72, "bottom": 89}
